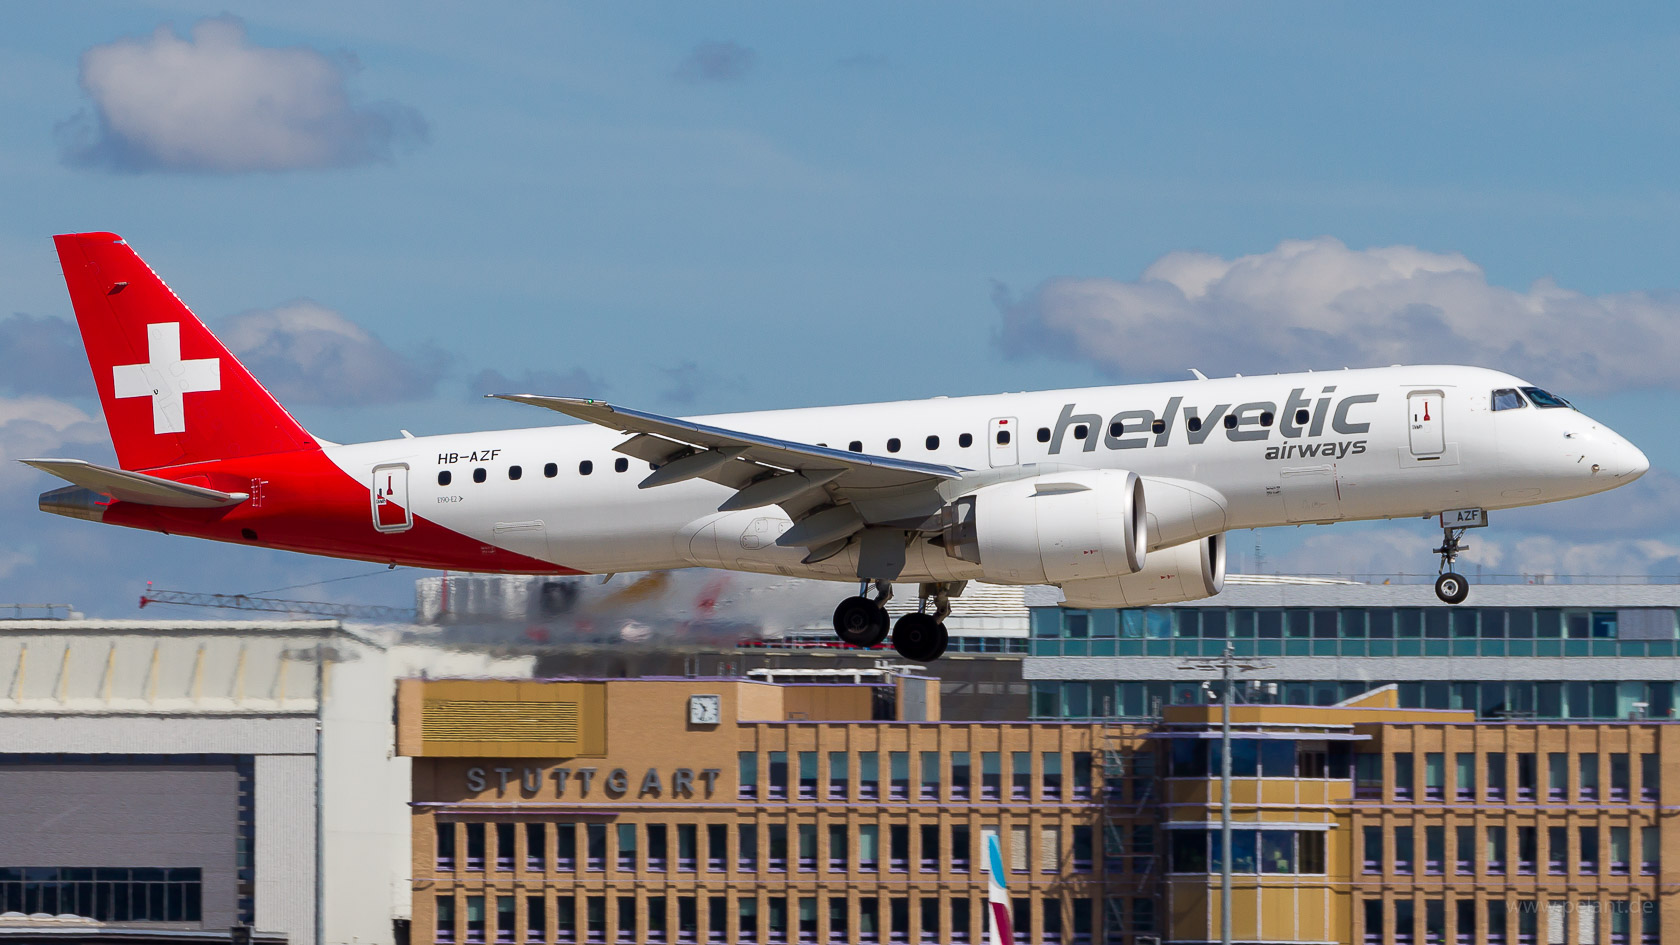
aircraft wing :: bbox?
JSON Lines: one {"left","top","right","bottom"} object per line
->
{"left": 490, "top": 394, "right": 965, "bottom": 562}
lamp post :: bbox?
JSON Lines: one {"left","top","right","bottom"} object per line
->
{"left": 1179, "top": 646, "right": 1268, "bottom": 945}
{"left": 285, "top": 640, "right": 353, "bottom": 945}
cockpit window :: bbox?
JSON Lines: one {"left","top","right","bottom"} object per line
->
{"left": 1491, "top": 389, "right": 1527, "bottom": 411}
{"left": 1521, "top": 386, "right": 1573, "bottom": 409}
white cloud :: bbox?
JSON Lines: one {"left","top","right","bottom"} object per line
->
{"left": 0, "top": 395, "right": 110, "bottom": 499}
{"left": 60, "top": 16, "right": 425, "bottom": 173}
{"left": 999, "top": 237, "right": 1680, "bottom": 395}
{"left": 219, "top": 301, "right": 446, "bottom": 404}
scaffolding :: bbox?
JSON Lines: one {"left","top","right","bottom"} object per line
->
{"left": 1098, "top": 717, "right": 1163, "bottom": 945}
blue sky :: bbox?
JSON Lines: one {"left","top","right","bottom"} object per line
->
{"left": 4, "top": 3, "right": 1680, "bottom": 615}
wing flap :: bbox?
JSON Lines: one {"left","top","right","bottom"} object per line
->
{"left": 22, "top": 458, "right": 249, "bottom": 509}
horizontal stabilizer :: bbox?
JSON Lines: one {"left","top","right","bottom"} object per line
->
{"left": 22, "top": 458, "right": 249, "bottom": 509}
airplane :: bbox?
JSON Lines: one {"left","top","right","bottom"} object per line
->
{"left": 24, "top": 232, "right": 1650, "bottom": 662}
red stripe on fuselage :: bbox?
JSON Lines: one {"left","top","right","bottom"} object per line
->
{"left": 101, "top": 447, "right": 581, "bottom": 574}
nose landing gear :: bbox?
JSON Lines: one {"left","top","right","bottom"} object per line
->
{"left": 1433, "top": 526, "right": 1471, "bottom": 604}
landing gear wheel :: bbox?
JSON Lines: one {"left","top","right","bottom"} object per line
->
{"left": 833, "top": 596, "right": 889, "bottom": 647}
{"left": 892, "top": 612, "right": 948, "bottom": 662}
{"left": 1435, "top": 572, "right": 1470, "bottom": 605}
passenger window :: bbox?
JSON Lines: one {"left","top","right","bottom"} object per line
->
{"left": 1109, "top": 421, "right": 1124, "bottom": 437}
{"left": 849, "top": 441, "right": 863, "bottom": 452}
{"left": 887, "top": 438, "right": 901, "bottom": 453}
{"left": 1036, "top": 428, "right": 1051, "bottom": 443}
{"left": 1074, "top": 424, "right": 1088, "bottom": 440}
{"left": 472, "top": 468, "right": 487, "bottom": 483}
{"left": 1223, "top": 415, "right": 1238, "bottom": 429}
{"left": 579, "top": 461, "right": 593, "bottom": 476}
{"left": 1295, "top": 409, "right": 1310, "bottom": 425}
{"left": 1260, "top": 411, "right": 1274, "bottom": 427}
{"left": 925, "top": 435, "right": 939, "bottom": 450}
{"left": 508, "top": 465, "right": 523, "bottom": 480}
{"left": 1151, "top": 419, "right": 1165, "bottom": 434}
{"left": 1522, "top": 387, "right": 1573, "bottom": 409}
{"left": 614, "top": 457, "right": 629, "bottom": 473}
{"left": 1491, "top": 389, "right": 1526, "bottom": 411}
{"left": 438, "top": 470, "right": 452, "bottom": 486}
{"left": 997, "top": 430, "right": 1011, "bottom": 445}
{"left": 544, "top": 463, "right": 558, "bottom": 478}
{"left": 1187, "top": 417, "right": 1203, "bottom": 433}
{"left": 958, "top": 433, "right": 973, "bottom": 448}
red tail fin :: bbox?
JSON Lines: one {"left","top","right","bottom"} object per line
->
{"left": 53, "top": 232, "right": 317, "bottom": 471}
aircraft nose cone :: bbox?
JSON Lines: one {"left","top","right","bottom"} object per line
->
{"left": 1623, "top": 440, "right": 1650, "bottom": 481}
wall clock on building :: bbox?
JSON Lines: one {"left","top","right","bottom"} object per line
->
{"left": 689, "top": 694, "right": 721, "bottom": 724}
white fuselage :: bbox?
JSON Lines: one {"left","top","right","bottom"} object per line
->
{"left": 323, "top": 365, "right": 1647, "bottom": 584}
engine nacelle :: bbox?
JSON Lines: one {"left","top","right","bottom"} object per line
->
{"left": 1058, "top": 533, "right": 1226, "bottom": 608}
{"left": 941, "top": 469, "right": 1146, "bottom": 584}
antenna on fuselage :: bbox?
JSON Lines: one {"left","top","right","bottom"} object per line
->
{"left": 1188, "top": 368, "right": 1208, "bottom": 380}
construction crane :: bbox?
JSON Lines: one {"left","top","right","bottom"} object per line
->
{"left": 139, "top": 585, "right": 416, "bottom": 622}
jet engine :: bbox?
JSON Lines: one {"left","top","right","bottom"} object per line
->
{"left": 940, "top": 469, "right": 1147, "bottom": 583}
{"left": 1058, "top": 533, "right": 1226, "bottom": 608}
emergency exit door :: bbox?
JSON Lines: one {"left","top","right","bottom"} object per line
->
{"left": 989, "top": 417, "right": 1019, "bottom": 468}
{"left": 372, "top": 463, "right": 413, "bottom": 533}
{"left": 1408, "top": 391, "right": 1445, "bottom": 455}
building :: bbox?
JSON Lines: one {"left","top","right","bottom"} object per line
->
{"left": 399, "top": 673, "right": 1126, "bottom": 945}
{"left": 0, "top": 617, "right": 529, "bottom": 945}
{"left": 1022, "top": 583, "right": 1680, "bottom": 721}
{"left": 397, "top": 669, "right": 1680, "bottom": 945}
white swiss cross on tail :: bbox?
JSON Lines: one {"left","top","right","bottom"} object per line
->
{"left": 112, "top": 322, "right": 220, "bottom": 435}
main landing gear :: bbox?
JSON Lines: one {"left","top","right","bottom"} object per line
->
{"left": 832, "top": 581, "right": 958, "bottom": 662}
{"left": 1433, "top": 525, "right": 1472, "bottom": 605}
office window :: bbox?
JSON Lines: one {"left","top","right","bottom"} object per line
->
{"left": 890, "top": 752, "right": 910, "bottom": 800}
{"left": 920, "top": 823, "right": 940, "bottom": 872}
{"left": 1424, "top": 899, "right": 1444, "bottom": 945}
{"left": 616, "top": 897, "right": 636, "bottom": 945}
{"left": 918, "top": 898, "right": 940, "bottom": 944}
{"left": 1456, "top": 825, "right": 1474, "bottom": 874}
{"left": 1641, "top": 753, "right": 1659, "bottom": 802}
{"left": 1612, "top": 826, "right": 1631, "bottom": 875}
{"left": 1455, "top": 901, "right": 1475, "bottom": 945}
{"left": 1394, "top": 752, "right": 1415, "bottom": 800}
{"left": 1395, "top": 826, "right": 1414, "bottom": 874}
{"left": 1425, "top": 825, "right": 1444, "bottom": 874}
{"left": 646, "top": 824, "right": 667, "bottom": 872}
{"left": 707, "top": 898, "right": 725, "bottom": 945}
{"left": 828, "top": 752, "right": 848, "bottom": 799}
{"left": 1395, "top": 900, "right": 1415, "bottom": 945}
{"left": 769, "top": 752, "right": 788, "bottom": 800}
{"left": 953, "top": 899, "right": 973, "bottom": 945}
{"left": 647, "top": 897, "right": 667, "bottom": 945}
{"left": 1612, "top": 902, "right": 1631, "bottom": 945}
{"left": 1012, "top": 752, "right": 1031, "bottom": 800}
{"left": 920, "top": 752, "right": 941, "bottom": 800}
{"left": 859, "top": 751, "right": 879, "bottom": 800}
{"left": 1581, "top": 826, "right": 1600, "bottom": 874}
{"left": 1425, "top": 753, "right": 1445, "bottom": 801}
{"left": 677, "top": 824, "right": 697, "bottom": 872}
{"left": 1517, "top": 753, "right": 1537, "bottom": 801}
{"left": 1548, "top": 826, "right": 1566, "bottom": 875}
{"left": 466, "top": 823, "right": 487, "bottom": 871}
{"left": 1581, "top": 753, "right": 1600, "bottom": 801}
{"left": 797, "top": 824, "right": 817, "bottom": 872}
{"left": 1363, "top": 900, "right": 1383, "bottom": 945}
{"left": 438, "top": 896, "right": 457, "bottom": 944}
{"left": 950, "top": 824, "right": 971, "bottom": 872}
{"left": 1355, "top": 753, "right": 1383, "bottom": 799}
{"left": 1515, "top": 900, "right": 1535, "bottom": 945}
{"left": 1455, "top": 753, "right": 1475, "bottom": 801}
{"left": 586, "top": 825, "right": 605, "bottom": 871}
{"left": 1042, "top": 898, "right": 1063, "bottom": 944}
{"left": 859, "top": 898, "right": 879, "bottom": 945}
{"left": 1642, "top": 825, "right": 1660, "bottom": 874}
{"left": 1043, "top": 753, "right": 1063, "bottom": 800}
{"left": 1362, "top": 825, "right": 1382, "bottom": 873}
{"left": 859, "top": 824, "right": 879, "bottom": 871}
{"left": 1072, "top": 752, "right": 1093, "bottom": 798}
{"left": 467, "top": 896, "right": 487, "bottom": 945}
{"left": 1518, "top": 826, "right": 1536, "bottom": 874}
{"left": 495, "top": 823, "right": 515, "bottom": 872}
{"left": 1488, "top": 754, "right": 1508, "bottom": 800}
{"left": 1642, "top": 902, "right": 1658, "bottom": 945}
{"left": 496, "top": 896, "right": 515, "bottom": 944}
{"left": 1612, "top": 753, "right": 1631, "bottom": 802}
{"left": 799, "top": 752, "right": 818, "bottom": 799}
{"left": 526, "top": 823, "right": 545, "bottom": 872}
{"left": 739, "top": 898, "right": 759, "bottom": 945}
{"left": 677, "top": 898, "right": 697, "bottom": 945}
{"left": 1010, "top": 825, "right": 1029, "bottom": 872}
{"left": 706, "top": 824, "right": 725, "bottom": 872}
{"left": 585, "top": 898, "right": 604, "bottom": 945}
{"left": 769, "top": 825, "right": 788, "bottom": 871}
{"left": 1548, "top": 753, "right": 1567, "bottom": 801}
{"left": 556, "top": 897, "right": 576, "bottom": 945}
{"left": 1041, "top": 825, "right": 1061, "bottom": 872}
{"left": 982, "top": 752, "right": 1001, "bottom": 800}
{"left": 438, "top": 823, "right": 458, "bottom": 870}
{"left": 1132, "top": 898, "right": 1154, "bottom": 933}
{"left": 827, "top": 824, "right": 848, "bottom": 872}
{"left": 739, "top": 753, "right": 758, "bottom": 800}
{"left": 951, "top": 752, "right": 971, "bottom": 800}
{"left": 891, "top": 824, "right": 909, "bottom": 872}
{"left": 737, "top": 824, "right": 758, "bottom": 872}
{"left": 1487, "top": 826, "right": 1507, "bottom": 874}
